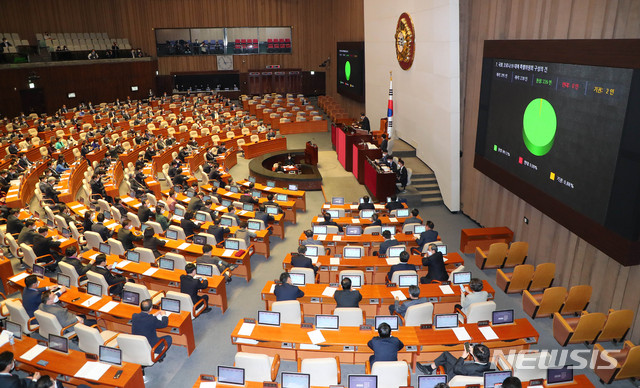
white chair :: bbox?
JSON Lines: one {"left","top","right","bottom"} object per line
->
{"left": 123, "top": 283, "right": 164, "bottom": 305}
{"left": 20, "top": 243, "right": 55, "bottom": 269}
{"left": 401, "top": 223, "right": 420, "bottom": 234}
{"left": 126, "top": 213, "right": 141, "bottom": 228}
{"left": 107, "top": 238, "right": 126, "bottom": 256}
{"left": 133, "top": 247, "right": 156, "bottom": 264}
{"left": 86, "top": 271, "right": 121, "bottom": 296}
{"left": 6, "top": 234, "right": 22, "bottom": 261}
{"left": 448, "top": 375, "right": 483, "bottom": 386}
{"left": 390, "top": 270, "right": 417, "bottom": 285}
{"left": 6, "top": 300, "right": 38, "bottom": 335}
{"left": 363, "top": 225, "right": 381, "bottom": 235}
{"left": 117, "top": 333, "right": 169, "bottom": 366}
{"left": 145, "top": 221, "right": 163, "bottom": 234}
{"left": 333, "top": 308, "right": 365, "bottom": 327}
{"left": 54, "top": 215, "right": 68, "bottom": 232}
{"left": 161, "top": 252, "right": 187, "bottom": 271}
{"left": 325, "top": 225, "right": 339, "bottom": 234}
{"left": 496, "top": 350, "right": 551, "bottom": 382}
{"left": 369, "top": 360, "right": 411, "bottom": 388}
{"left": 195, "top": 211, "right": 213, "bottom": 223}
{"left": 234, "top": 352, "right": 280, "bottom": 382}
{"left": 290, "top": 268, "right": 316, "bottom": 284}
{"left": 448, "top": 265, "right": 466, "bottom": 282}
{"left": 84, "top": 231, "right": 105, "bottom": 248}
{"left": 299, "top": 357, "right": 341, "bottom": 386}
{"left": 338, "top": 270, "right": 365, "bottom": 286}
{"left": 198, "top": 232, "right": 217, "bottom": 246}
{"left": 97, "top": 199, "right": 110, "bottom": 213}
{"left": 271, "top": 300, "right": 302, "bottom": 324}
{"left": 58, "top": 261, "right": 88, "bottom": 287}
{"left": 75, "top": 323, "right": 118, "bottom": 354}
{"left": 109, "top": 206, "right": 122, "bottom": 223}
{"left": 165, "top": 291, "right": 207, "bottom": 319}
{"left": 403, "top": 302, "right": 434, "bottom": 327}
{"left": 34, "top": 309, "right": 78, "bottom": 340}
{"left": 458, "top": 301, "right": 497, "bottom": 324}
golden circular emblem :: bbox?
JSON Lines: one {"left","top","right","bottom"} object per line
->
{"left": 395, "top": 12, "right": 415, "bottom": 70}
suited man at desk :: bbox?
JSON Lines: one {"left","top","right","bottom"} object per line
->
{"left": 415, "top": 220, "right": 439, "bottom": 252}
{"left": 90, "top": 254, "right": 127, "bottom": 295}
{"left": 417, "top": 343, "right": 491, "bottom": 380}
{"left": 378, "top": 230, "right": 399, "bottom": 256}
{"left": 367, "top": 322, "right": 404, "bottom": 366}
{"left": 0, "top": 351, "right": 40, "bottom": 388}
{"left": 290, "top": 245, "right": 318, "bottom": 274}
{"left": 420, "top": 244, "right": 448, "bottom": 284}
{"left": 319, "top": 212, "right": 343, "bottom": 233}
{"left": 359, "top": 113, "right": 371, "bottom": 132}
{"left": 387, "top": 251, "right": 415, "bottom": 281}
{"left": 131, "top": 299, "right": 172, "bottom": 355}
{"left": 274, "top": 272, "right": 304, "bottom": 301}
{"left": 334, "top": 277, "right": 362, "bottom": 308}
{"left": 180, "top": 263, "right": 212, "bottom": 313}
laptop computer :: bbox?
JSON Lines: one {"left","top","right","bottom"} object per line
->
{"left": 257, "top": 310, "right": 281, "bottom": 326}
{"left": 122, "top": 290, "right": 140, "bottom": 306}
{"left": 348, "top": 374, "right": 377, "bottom": 388}
{"left": 99, "top": 345, "right": 122, "bottom": 366}
{"left": 340, "top": 274, "right": 362, "bottom": 288}
{"left": 434, "top": 314, "right": 459, "bottom": 329}
{"left": 492, "top": 309, "right": 515, "bottom": 326}
{"left": 398, "top": 274, "right": 419, "bottom": 287}
{"left": 484, "top": 370, "right": 512, "bottom": 388}
{"left": 315, "top": 315, "right": 339, "bottom": 330}
{"left": 374, "top": 315, "right": 399, "bottom": 331}
{"left": 217, "top": 366, "right": 245, "bottom": 386}
{"left": 160, "top": 297, "right": 181, "bottom": 313}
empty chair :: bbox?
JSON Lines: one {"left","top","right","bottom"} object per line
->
{"left": 58, "top": 261, "right": 88, "bottom": 287}
{"left": 559, "top": 285, "right": 592, "bottom": 315}
{"left": 401, "top": 302, "right": 434, "bottom": 326}
{"left": 333, "top": 307, "right": 365, "bottom": 327}
{"left": 522, "top": 287, "right": 567, "bottom": 319}
{"left": 290, "top": 268, "right": 316, "bottom": 284}
{"left": 401, "top": 223, "right": 420, "bottom": 233}
{"left": 528, "top": 262, "right": 556, "bottom": 292}
{"left": 598, "top": 309, "right": 635, "bottom": 343}
{"left": 368, "top": 360, "right": 411, "bottom": 388}
{"left": 593, "top": 341, "right": 640, "bottom": 384}
{"left": 553, "top": 311, "right": 606, "bottom": 346}
{"left": 503, "top": 241, "right": 529, "bottom": 268}
{"left": 271, "top": 300, "right": 302, "bottom": 324}
{"left": 107, "top": 238, "right": 126, "bottom": 256}
{"left": 234, "top": 352, "right": 280, "bottom": 382}
{"left": 165, "top": 291, "right": 207, "bottom": 319}
{"left": 132, "top": 247, "right": 156, "bottom": 264}
{"left": 495, "top": 350, "right": 551, "bottom": 382}
{"left": 475, "top": 242, "right": 508, "bottom": 269}
{"left": 123, "top": 283, "right": 164, "bottom": 305}
{"left": 298, "top": 357, "right": 340, "bottom": 386}
{"left": 34, "top": 309, "right": 78, "bottom": 340}
{"left": 496, "top": 264, "right": 534, "bottom": 294}
{"left": 117, "top": 333, "right": 168, "bottom": 367}
{"left": 6, "top": 300, "right": 39, "bottom": 335}
{"left": 250, "top": 134, "right": 259, "bottom": 143}
{"left": 457, "top": 301, "right": 496, "bottom": 324}
{"left": 75, "top": 323, "right": 118, "bottom": 354}
{"left": 197, "top": 232, "right": 217, "bottom": 246}
{"left": 325, "top": 225, "right": 339, "bottom": 234}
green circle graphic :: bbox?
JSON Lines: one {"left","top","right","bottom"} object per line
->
{"left": 522, "top": 98, "right": 557, "bottom": 156}
{"left": 345, "top": 61, "right": 351, "bottom": 81}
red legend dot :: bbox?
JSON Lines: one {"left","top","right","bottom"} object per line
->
{"left": 519, "top": 157, "right": 523, "bottom": 164}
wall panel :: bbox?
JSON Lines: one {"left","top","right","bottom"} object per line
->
{"left": 459, "top": 0, "right": 640, "bottom": 341}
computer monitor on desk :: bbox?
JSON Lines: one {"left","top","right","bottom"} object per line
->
{"left": 547, "top": 366, "right": 574, "bottom": 385}
{"left": 266, "top": 205, "right": 278, "bottom": 215}
{"left": 217, "top": 366, "right": 245, "bottom": 386}
{"left": 174, "top": 207, "right": 185, "bottom": 217}
{"left": 281, "top": 372, "right": 310, "bottom": 388}
{"left": 288, "top": 184, "right": 298, "bottom": 191}
{"left": 434, "top": 314, "right": 459, "bottom": 329}
{"left": 99, "top": 242, "right": 111, "bottom": 255}
{"left": 387, "top": 246, "right": 405, "bottom": 258}
{"left": 313, "top": 225, "right": 327, "bottom": 235}
{"left": 418, "top": 375, "right": 448, "bottom": 388}
{"left": 360, "top": 209, "right": 374, "bottom": 219}
{"left": 343, "top": 247, "right": 362, "bottom": 259}
{"left": 395, "top": 208, "right": 410, "bottom": 218}
{"left": 126, "top": 250, "right": 140, "bottom": 263}
{"left": 315, "top": 315, "right": 339, "bottom": 330}
{"left": 87, "top": 282, "right": 103, "bottom": 297}
{"left": 345, "top": 225, "right": 362, "bottom": 236}
{"left": 341, "top": 274, "right": 362, "bottom": 288}
{"left": 165, "top": 229, "right": 178, "bottom": 240}
{"left": 225, "top": 239, "right": 240, "bottom": 250}
{"left": 381, "top": 226, "right": 395, "bottom": 236}
{"left": 305, "top": 245, "right": 319, "bottom": 257}
{"left": 484, "top": 370, "right": 512, "bottom": 388}
{"left": 289, "top": 272, "right": 306, "bottom": 286}
{"left": 160, "top": 297, "right": 181, "bottom": 314}
{"left": 258, "top": 310, "right": 281, "bottom": 326}
{"left": 414, "top": 225, "right": 426, "bottom": 234}
{"left": 122, "top": 290, "right": 140, "bottom": 306}
{"left": 48, "top": 334, "right": 69, "bottom": 354}
{"left": 99, "top": 345, "right": 122, "bottom": 366}
{"left": 331, "top": 197, "right": 344, "bottom": 205}
{"left": 452, "top": 271, "right": 471, "bottom": 285}
{"left": 158, "top": 257, "right": 175, "bottom": 271}
{"left": 326, "top": 209, "right": 340, "bottom": 219}
{"left": 374, "top": 315, "right": 399, "bottom": 331}
{"left": 266, "top": 180, "right": 276, "bottom": 188}
{"left": 221, "top": 199, "right": 232, "bottom": 207}
{"left": 398, "top": 274, "right": 418, "bottom": 287}
{"left": 492, "top": 309, "right": 515, "bottom": 325}
{"left": 196, "top": 263, "right": 213, "bottom": 277}
{"left": 348, "top": 374, "right": 377, "bottom": 388}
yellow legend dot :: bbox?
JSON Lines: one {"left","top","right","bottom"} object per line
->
{"left": 550, "top": 172, "right": 555, "bottom": 180}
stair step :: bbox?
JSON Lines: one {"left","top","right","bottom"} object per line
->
{"left": 421, "top": 197, "right": 444, "bottom": 206}
{"left": 412, "top": 183, "right": 439, "bottom": 190}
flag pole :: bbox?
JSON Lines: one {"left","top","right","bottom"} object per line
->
{"left": 387, "top": 71, "right": 394, "bottom": 139}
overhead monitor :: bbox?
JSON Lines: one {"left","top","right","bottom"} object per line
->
{"left": 337, "top": 41, "right": 365, "bottom": 103}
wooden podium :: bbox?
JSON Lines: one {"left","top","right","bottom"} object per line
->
{"left": 305, "top": 141, "right": 318, "bottom": 165}
{"left": 353, "top": 143, "right": 382, "bottom": 184}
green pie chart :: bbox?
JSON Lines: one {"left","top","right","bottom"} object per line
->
{"left": 345, "top": 61, "right": 351, "bottom": 81}
{"left": 523, "top": 98, "right": 557, "bottom": 156}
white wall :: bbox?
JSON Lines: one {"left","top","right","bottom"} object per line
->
{"left": 364, "top": 0, "right": 460, "bottom": 211}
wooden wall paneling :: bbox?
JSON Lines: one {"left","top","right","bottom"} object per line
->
{"left": 459, "top": 0, "right": 640, "bottom": 341}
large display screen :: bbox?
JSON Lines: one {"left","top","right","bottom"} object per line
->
{"left": 474, "top": 40, "right": 640, "bottom": 266}
{"left": 337, "top": 41, "right": 365, "bottom": 102}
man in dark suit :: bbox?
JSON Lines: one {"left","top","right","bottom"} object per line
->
{"left": 90, "top": 254, "right": 127, "bottom": 295}
{"left": 403, "top": 209, "right": 422, "bottom": 226}
{"left": 417, "top": 344, "right": 491, "bottom": 380}
{"left": 196, "top": 244, "right": 234, "bottom": 283}
{"left": 420, "top": 244, "right": 448, "bottom": 284}
{"left": 274, "top": 272, "right": 304, "bottom": 301}
{"left": 370, "top": 213, "right": 382, "bottom": 226}
{"left": 62, "top": 246, "right": 91, "bottom": 277}
{"left": 91, "top": 212, "right": 111, "bottom": 241}
{"left": 180, "top": 211, "right": 201, "bottom": 239}
{"left": 180, "top": 263, "right": 212, "bottom": 313}
{"left": 385, "top": 196, "right": 403, "bottom": 211}
{"left": 358, "top": 196, "right": 375, "bottom": 210}
{"left": 22, "top": 274, "right": 66, "bottom": 319}
{"left": 263, "top": 193, "right": 283, "bottom": 214}
{"left": 387, "top": 251, "right": 415, "bottom": 281}
{"left": 113, "top": 197, "right": 128, "bottom": 218}
{"left": 333, "top": 277, "right": 362, "bottom": 308}
{"left": 416, "top": 221, "right": 439, "bottom": 251}
{"left": 254, "top": 205, "right": 274, "bottom": 225}
{"left": 320, "top": 212, "right": 343, "bottom": 233}
{"left": 380, "top": 133, "right": 388, "bottom": 153}
{"left": 367, "top": 322, "right": 404, "bottom": 365}
{"left": 117, "top": 219, "right": 143, "bottom": 250}
{"left": 33, "top": 226, "right": 62, "bottom": 265}
{"left": 17, "top": 219, "right": 37, "bottom": 245}
{"left": 43, "top": 177, "right": 61, "bottom": 203}
{"left": 207, "top": 217, "right": 230, "bottom": 244}
{"left": 290, "top": 245, "right": 318, "bottom": 274}
{"left": 360, "top": 113, "right": 370, "bottom": 132}
{"left": 389, "top": 285, "right": 429, "bottom": 316}
{"left": 396, "top": 158, "right": 408, "bottom": 193}
{"left": 131, "top": 299, "right": 172, "bottom": 354}
{"left": 385, "top": 155, "right": 398, "bottom": 173}
{"left": 0, "top": 351, "right": 40, "bottom": 387}
{"left": 378, "top": 230, "right": 399, "bottom": 256}
{"left": 186, "top": 192, "right": 205, "bottom": 212}
{"left": 239, "top": 190, "right": 259, "bottom": 204}
{"left": 137, "top": 198, "right": 152, "bottom": 223}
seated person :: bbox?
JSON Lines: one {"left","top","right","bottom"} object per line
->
{"left": 403, "top": 209, "right": 422, "bottom": 226}
{"left": 143, "top": 226, "right": 166, "bottom": 258}
{"left": 117, "top": 219, "right": 143, "bottom": 250}
{"left": 385, "top": 195, "right": 403, "bottom": 211}
{"left": 457, "top": 278, "right": 489, "bottom": 314}
{"left": 91, "top": 212, "right": 111, "bottom": 241}
{"left": 358, "top": 195, "right": 375, "bottom": 210}
{"left": 378, "top": 230, "right": 399, "bottom": 256}
{"left": 417, "top": 344, "right": 491, "bottom": 380}
{"left": 196, "top": 244, "right": 234, "bottom": 283}
{"left": 274, "top": 272, "right": 304, "bottom": 301}
{"left": 290, "top": 245, "right": 318, "bottom": 274}
{"left": 367, "top": 322, "right": 404, "bottom": 366}
{"left": 389, "top": 285, "right": 428, "bottom": 316}
{"left": 333, "top": 277, "right": 362, "bottom": 308}
{"left": 416, "top": 220, "right": 439, "bottom": 251}
{"left": 23, "top": 274, "right": 66, "bottom": 320}
{"left": 38, "top": 290, "right": 86, "bottom": 331}
{"left": 180, "top": 263, "right": 212, "bottom": 313}
{"left": 320, "top": 212, "right": 343, "bottom": 233}
{"left": 387, "top": 251, "right": 415, "bottom": 281}
{"left": 502, "top": 377, "right": 522, "bottom": 388}
{"left": 263, "top": 193, "right": 283, "bottom": 214}
{"left": 180, "top": 210, "right": 201, "bottom": 240}
{"left": 234, "top": 221, "right": 256, "bottom": 248}
{"left": 207, "top": 217, "right": 230, "bottom": 244}
{"left": 90, "top": 254, "right": 127, "bottom": 295}
{"left": 62, "top": 246, "right": 91, "bottom": 277}
{"left": 420, "top": 244, "right": 448, "bottom": 284}
{"left": 300, "top": 229, "right": 315, "bottom": 246}
{"left": 131, "top": 299, "right": 172, "bottom": 355}
{"left": 33, "top": 226, "right": 62, "bottom": 268}
{"left": 370, "top": 213, "right": 382, "bottom": 226}
{"left": 0, "top": 351, "right": 41, "bottom": 386}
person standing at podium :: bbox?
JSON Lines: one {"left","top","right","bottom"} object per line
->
{"left": 359, "top": 113, "right": 371, "bottom": 132}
